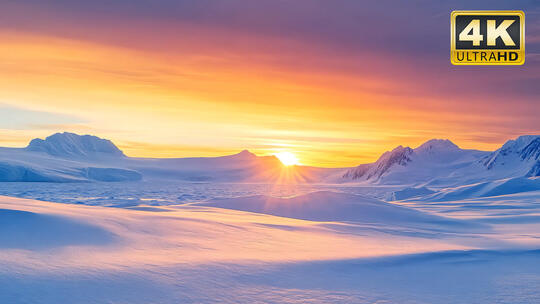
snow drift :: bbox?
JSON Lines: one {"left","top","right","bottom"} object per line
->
{"left": 0, "top": 208, "right": 114, "bottom": 249}
{"left": 388, "top": 186, "right": 436, "bottom": 201}
{"left": 200, "top": 191, "right": 479, "bottom": 230}
{"left": 0, "top": 185, "right": 538, "bottom": 303}
{"left": 418, "top": 177, "right": 540, "bottom": 202}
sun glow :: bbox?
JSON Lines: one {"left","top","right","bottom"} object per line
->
{"left": 275, "top": 151, "right": 299, "bottom": 166}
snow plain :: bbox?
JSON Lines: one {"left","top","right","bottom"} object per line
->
{"left": 1, "top": 189, "right": 539, "bottom": 303}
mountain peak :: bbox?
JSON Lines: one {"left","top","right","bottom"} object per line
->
{"left": 414, "top": 139, "right": 459, "bottom": 153}
{"left": 236, "top": 149, "right": 256, "bottom": 157}
{"left": 225, "top": 149, "right": 258, "bottom": 160}
{"left": 26, "top": 132, "right": 125, "bottom": 158}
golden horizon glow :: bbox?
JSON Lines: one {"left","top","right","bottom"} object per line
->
{"left": 0, "top": 27, "right": 537, "bottom": 168}
{"left": 275, "top": 152, "right": 300, "bottom": 166}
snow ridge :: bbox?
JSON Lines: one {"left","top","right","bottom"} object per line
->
{"left": 483, "top": 135, "right": 540, "bottom": 170}
{"left": 343, "top": 146, "right": 413, "bottom": 180}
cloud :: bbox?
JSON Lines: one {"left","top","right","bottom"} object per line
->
{"left": 0, "top": 104, "right": 86, "bottom": 130}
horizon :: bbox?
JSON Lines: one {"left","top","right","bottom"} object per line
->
{"left": 1, "top": 1, "right": 539, "bottom": 167}
{"left": 6, "top": 130, "right": 539, "bottom": 168}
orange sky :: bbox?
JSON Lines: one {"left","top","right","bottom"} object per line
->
{"left": 0, "top": 2, "right": 539, "bottom": 167}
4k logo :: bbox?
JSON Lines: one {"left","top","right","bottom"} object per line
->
{"left": 451, "top": 11, "right": 525, "bottom": 65}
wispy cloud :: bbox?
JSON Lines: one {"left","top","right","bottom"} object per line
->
{"left": 0, "top": 104, "right": 86, "bottom": 130}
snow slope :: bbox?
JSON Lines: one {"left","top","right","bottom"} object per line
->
{"left": 0, "top": 208, "right": 114, "bottom": 250}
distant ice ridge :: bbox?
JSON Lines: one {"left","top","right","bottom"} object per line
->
{"left": 0, "top": 160, "right": 142, "bottom": 182}
{"left": 0, "top": 161, "right": 72, "bottom": 182}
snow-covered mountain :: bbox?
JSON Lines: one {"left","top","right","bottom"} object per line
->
{"left": 0, "top": 133, "right": 134, "bottom": 182}
{"left": 0, "top": 132, "right": 297, "bottom": 183}
{"left": 481, "top": 135, "right": 540, "bottom": 177}
{"left": 342, "top": 136, "right": 540, "bottom": 186}
{"left": 1, "top": 132, "right": 539, "bottom": 185}
{"left": 342, "top": 139, "right": 485, "bottom": 185}
{"left": 343, "top": 145, "right": 413, "bottom": 180}
{"left": 26, "top": 132, "right": 125, "bottom": 158}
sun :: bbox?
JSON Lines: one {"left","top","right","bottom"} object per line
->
{"left": 275, "top": 151, "right": 299, "bottom": 166}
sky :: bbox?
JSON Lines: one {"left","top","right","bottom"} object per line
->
{"left": 0, "top": 0, "right": 539, "bottom": 167}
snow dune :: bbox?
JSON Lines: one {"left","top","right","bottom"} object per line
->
{"left": 418, "top": 177, "right": 540, "bottom": 202}
{"left": 200, "top": 191, "right": 482, "bottom": 231}
{"left": 0, "top": 208, "right": 114, "bottom": 250}
{"left": 243, "top": 249, "right": 540, "bottom": 304}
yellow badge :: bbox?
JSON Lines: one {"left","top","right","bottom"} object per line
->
{"left": 451, "top": 11, "right": 525, "bottom": 65}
